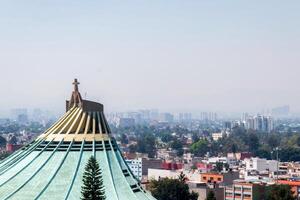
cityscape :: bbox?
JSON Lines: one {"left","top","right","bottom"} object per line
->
{"left": 1, "top": 1, "right": 300, "bottom": 200}
{"left": 1, "top": 101, "right": 300, "bottom": 199}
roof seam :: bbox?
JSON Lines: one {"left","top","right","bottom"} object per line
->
{"left": 34, "top": 140, "right": 74, "bottom": 199}
{"left": 0, "top": 139, "right": 53, "bottom": 187}
{"left": 64, "top": 140, "right": 85, "bottom": 200}
{"left": 3, "top": 140, "right": 64, "bottom": 200}
{"left": 103, "top": 138, "right": 119, "bottom": 200}
{"left": 0, "top": 139, "right": 44, "bottom": 175}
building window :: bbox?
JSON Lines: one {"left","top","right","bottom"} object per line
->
{"left": 243, "top": 187, "right": 252, "bottom": 192}
{"left": 235, "top": 193, "right": 241, "bottom": 197}
{"left": 225, "top": 192, "right": 233, "bottom": 196}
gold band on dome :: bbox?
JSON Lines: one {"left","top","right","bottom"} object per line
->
{"left": 38, "top": 107, "right": 111, "bottom": 142}
{"left": 43, "top": 134, "right": 111, "bottom": 142}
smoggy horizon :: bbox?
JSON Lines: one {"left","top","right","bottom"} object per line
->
{"left": 0, "top": 1, "right": 300, "bottom": 115}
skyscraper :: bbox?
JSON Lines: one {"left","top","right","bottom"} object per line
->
{"left": 245, "top": 115, "right": 273, "bottom": 133}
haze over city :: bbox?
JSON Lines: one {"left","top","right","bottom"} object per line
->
{"left": 2, "top": 1, "right": 300, "bottom": 200}
{"left": 1, "top": 1, "right": 300, "bottom": 115}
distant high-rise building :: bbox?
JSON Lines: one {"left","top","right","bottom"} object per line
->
{"left": 32, "top": 108, "right": 43, "bottom": 119}
{"left": 245, "top": 115, "right": 273, "bottom": 133}
{"left": 272, "top": 105, "right": 290, "bottom": 117}
{"left": 125, "top": 112, "right": 142, "bottom": 124}
{"left": 246, "top": 117, "right": 255, "bottom": 130}
{"left": 138, "top": 110, "right": 150, "bottom": 120}
{"left": 149, "top": 109, "right": 159, "bottom": 121}
{"left": 117, "top": 117, "right": 135, "bottom": 128}
{"left": 17, "top": 114, "right": 28, "bottom": 125}
{"left": 159, "top": 113, "right": 174, "bottom": 123}
{"left": 265, "top": 116, "right": 274, "bottom": 133}
{"left": 242, "top": 112, "right": 249, "bottom": 121}
{"left": 224, "top": 121, "right": 232, "bottom": 129}
{"left": 0, "top": 118, "right": 9, "bottom": 125}
{"left": 178, "top": 113, "right": 192, "bottom": 122}
{"left": 200, "top": 112, "right": 217, "bottom": 121}
{"left": 11, "top": 108, "right": 27, "bottom": 120}
{"left": 255, "top": 115, "right": 263, "bottom": 131}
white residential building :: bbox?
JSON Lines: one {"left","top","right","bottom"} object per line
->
{"left": 126, "top": 158, "right": 142, "bottom": 181}
{"left": 245, "top": 115, "right": 274, "bottom": 133}
{"left": 148, "top": 169, "right": 201, "bottom": 182}
{"left": 206, "top": 157, "right": 236, "bottom": 165}
{"left": 244, "top": 157, "right": 278, "bottom": 172}
{"left": 212, "top": 132, "right": 224, "bottom": 141}
{"left": 148, "top": 169, "right": 181, "bottom": 181}
{"left": 117, "top": 117, "right": 135, "bottom": 128}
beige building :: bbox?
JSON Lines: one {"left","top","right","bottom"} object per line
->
{"left": 224, "top": 181, "right": 265, "bottom": 200}
{"left": 148, "top": 168, "right": 202, "bottom": 182}
{"left": 148, "top": 169, "right": 181, "bottom": 180}
{"left": 212, "top": 132, "right": 224, "bottom": 141}
{"left": 188, "top": 182, "right": 224, "bottom": 200}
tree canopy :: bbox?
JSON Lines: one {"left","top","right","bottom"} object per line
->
{"left": 190, "top": 139, "right": 209, "bottom": 157}
{"left": 120, "top": 133, "right": 129, "bottom": 145}
{"left": 206, "top": 190, "right": 216, "bottom": 200}
{"left": 213, "top": 162, "right": 229, "bottom": 172}
{"left": 0, "top": 136, "right": 7, "bottom": 148}
{"left": 171, "top": 138, "right": 184, "bottom": 156}
{"left": 188, "top": 127, "right": 300, "bottom": 162}
{"left": 149, "top": 174, "right": 198, "bottom": 200}
{"left": 136, "top": 133, "right": 156, "bottom": 158}
{"left": 265, "top": 184, "right": 296, "bottom": 200}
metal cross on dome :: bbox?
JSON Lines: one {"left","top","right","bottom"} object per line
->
{"left": 67, "top": 78, "right": 83, "bottom": 111}
{"left": 73, "top": 78, "right": 80, "bottom": 92}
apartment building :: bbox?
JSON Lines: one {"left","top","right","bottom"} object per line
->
{"left": 224, "top": 181, "right": 265, "bottom": 200}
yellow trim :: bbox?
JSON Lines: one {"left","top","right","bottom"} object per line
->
{"left": 38, "top": 107, "right": 75, "bottom": 139}
{"left": 92, "top": 112, "right": 96, "bottom": 134}
{"left": 84, "top": 112, "right": 91, "bottom": 134}
{"left": 44, "top": 134, "right": 110, "bottom": 142}
{"left": 66, "top": 109, "right": 83, "bottom": 134}
{"left": 39, "top": 108, "right": 110, "bottom": 142}
{"left": 100, "top": 112, "right": 108, "bottom": 133}
{"left": 75, "top": 112, "right": 86, "bottom": 134}
{"left": 58, "top": 107, "right": 81, "bottom": 134}
{"left": 48, "top": 107, "right": 78, "bottom": 135}
{"left": 97, "top": 112, "right": 103, "bottom": 135}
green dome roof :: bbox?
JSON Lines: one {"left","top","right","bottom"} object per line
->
{"left": 0, "top": 80, "right": 156, "bottom": 200}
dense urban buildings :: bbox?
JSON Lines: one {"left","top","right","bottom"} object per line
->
{"left": 2, "top": 103, "right": 300, "bottom": 200}
{"left": 1, "top": 84, "right": 300, "bottom": 200}
{"left": 109, "top": 111, "right": 300, "bottom": 199}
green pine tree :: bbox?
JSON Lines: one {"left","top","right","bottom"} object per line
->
{"left": 206, "top": 190, "right": 216, "bottom": 200}
{"left": 178, "top": 172, "right": 187, "bottom": 183}
{"left": 81, "top": 156, "right": 105, "bottom": 200}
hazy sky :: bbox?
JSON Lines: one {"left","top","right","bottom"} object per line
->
{"left": 0, "top": 1, "right": 299, "bottom": 115}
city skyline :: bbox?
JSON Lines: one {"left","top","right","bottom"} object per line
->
{"left": 1, "top": 1, "right": 300, "bottom": 114}
{"left": 1, "top": 2, "right": 300, "bottom": 200}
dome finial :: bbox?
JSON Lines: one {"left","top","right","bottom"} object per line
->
{"left": 73, "top": 78, "right": 80, "bottom": 92}
{"left": 67, "top": 78, "right": 83, "bottom": 110}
